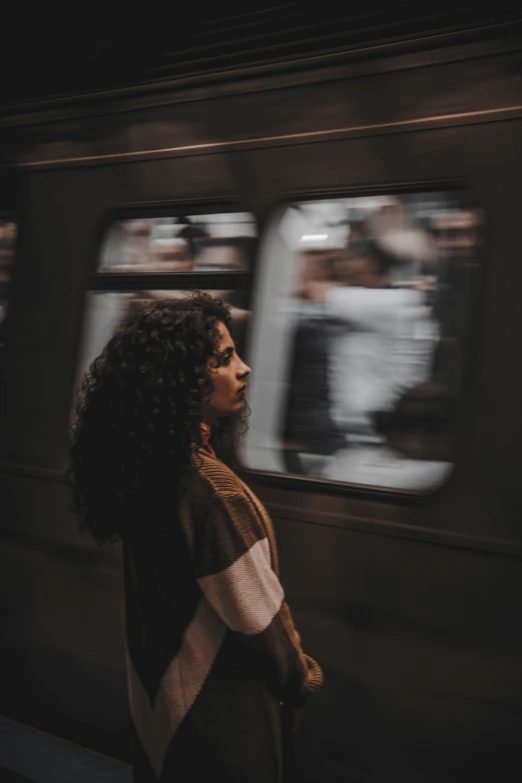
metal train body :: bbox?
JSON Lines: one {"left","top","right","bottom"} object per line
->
{"left": 1, "top": 20, "right": 522, "bottom": 783}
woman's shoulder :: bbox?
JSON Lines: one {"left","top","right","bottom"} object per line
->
{"left": 181, "top": 450, "right": 275, "bottom": 553}
{"left": 185, "top": 448, "right": 245, "bottom": 497}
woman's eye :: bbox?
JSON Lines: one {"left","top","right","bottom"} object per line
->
{"left": 214, "top": 351, "right": 232, "bottom": 367}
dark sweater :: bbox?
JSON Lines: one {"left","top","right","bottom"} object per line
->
{"left": 123, "top": 449, "right": 323, "bottom": 781}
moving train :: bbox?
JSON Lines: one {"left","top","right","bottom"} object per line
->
{"left": 1, "top": 9, "right": 522, "bottom": 782}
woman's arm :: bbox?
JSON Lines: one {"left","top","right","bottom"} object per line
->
{"left": 179, "top": 467, "right": 323, "bottom": 708}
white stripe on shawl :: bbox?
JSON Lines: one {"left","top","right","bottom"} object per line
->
{"left": 127, "top": 597, "right": 226, "bottom": 778}
{"left": 197, "top": 537, "right": 284, "bottom": 635}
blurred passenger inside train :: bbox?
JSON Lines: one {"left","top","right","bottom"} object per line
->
{"left": 279, "top": 212, "right": 439, "bottom": 475}
{"left": 322, "top": 382, "right": 455, "bottom": 490}
{"left": 364, "top": 201, "right": 438, "bottom": 287}
{"left": 324, "top": 222, "right": 439, "bottom": 443}
{"left": 69, "top": 293, "right": 322, "bottom": 782}
{"left": 101, "top": 217, "right": 206, "bottom": 273}
{"left": 281, "top": 251, "right": 347, "bottom": 474}
{"left": 101, "top": 214, "right": 254, "bottom": 275}
{"left": 150, "top": 236, "right": 195, "bottom": 271}
{"left": 176, "top": 215, "right": 210, "bottom": 261}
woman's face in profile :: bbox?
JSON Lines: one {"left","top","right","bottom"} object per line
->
{"left": 202, "top": 322, "right": 251, "bottom": 424}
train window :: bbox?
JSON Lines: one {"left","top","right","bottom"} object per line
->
{"left": 74, "top": 210, "right": 256, "bottom": 406}
{"left": 99, "top": 214, "right": 256, "bottom": 272}
{"left": 241, "top": 193, "right": 481, "bottom": 493}
{"left": 0, "top": 218, "right": 17, "bottom": 376}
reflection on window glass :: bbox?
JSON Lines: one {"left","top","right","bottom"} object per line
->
{"left": 241, "top": 193, "right": 480, "bottom": 492}
{"left": 99, "top": 213, "right": 256, "bottom": 272}
{"left": 0, "top": 219, "right": 17, "bottom": 374}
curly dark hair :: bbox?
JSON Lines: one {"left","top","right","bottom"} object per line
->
{"left": 68, "top": 292, "right": 234, "bottom": 545}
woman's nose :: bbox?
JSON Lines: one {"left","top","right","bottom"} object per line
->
{"left": 238, "top": 359, "right": 251, "bottom": 378}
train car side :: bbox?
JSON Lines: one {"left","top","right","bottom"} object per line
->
{"left": 1, "top": 34, "right": 522, "bottom": 782}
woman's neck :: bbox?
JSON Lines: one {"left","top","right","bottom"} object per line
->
{"left": 199, "top": 422, "right": 216, "bottom": 456}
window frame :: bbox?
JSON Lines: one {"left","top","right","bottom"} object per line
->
{"left": 90, "top": 199, "right": 257, "bottom": 294}
{"left": 235, "top": 181, "right": 484, "bottom": 505}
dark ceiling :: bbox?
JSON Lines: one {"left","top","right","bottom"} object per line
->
{"left": 1, "top": 4, "right": 519, "bottom": 105}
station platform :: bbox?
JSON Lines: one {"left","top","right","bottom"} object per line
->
{"left": 0, "top": 716, "right": 131, "bottom": 783}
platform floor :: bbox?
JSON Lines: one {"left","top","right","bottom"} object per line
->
{"left": 0, "top": 716, "right": 131, "bottom": 783}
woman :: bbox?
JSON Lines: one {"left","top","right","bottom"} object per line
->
{"left": 69, "top": 292, "right": 323, "bottom": 782}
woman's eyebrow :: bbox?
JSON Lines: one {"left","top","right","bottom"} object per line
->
{"left": 215, "top": 345, "right": 234, "bottom": 361}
